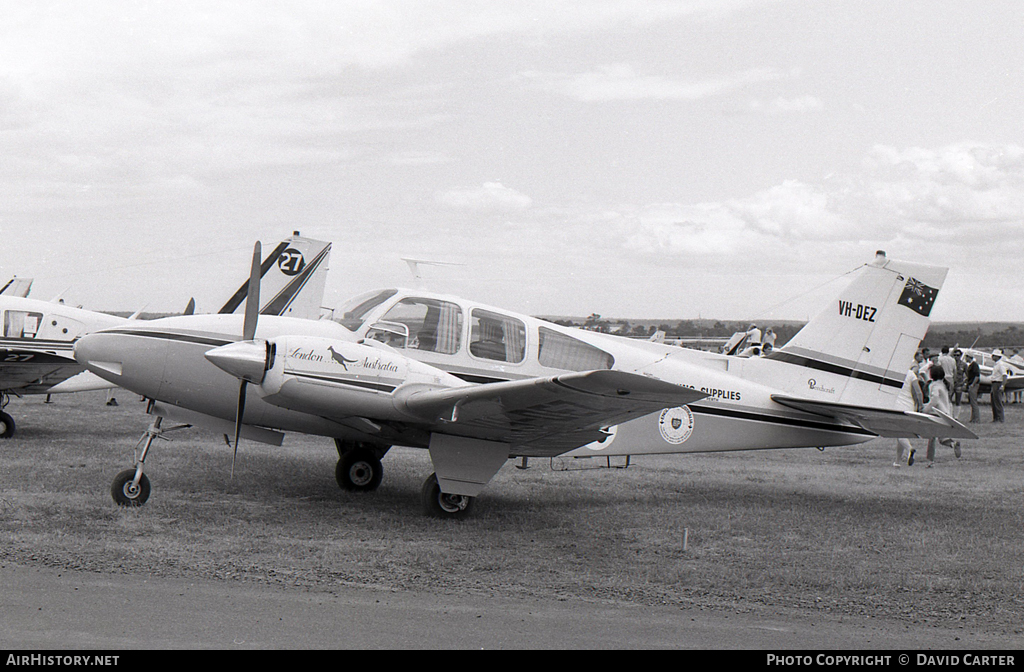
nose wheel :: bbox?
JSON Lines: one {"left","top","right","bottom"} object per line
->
{"left": 109, "top": 413, "right": 189, "bottom": 507}
{"left": 111, "top": 469, "right": 151, "bottom": 506}
{"left": 421, "top": 473, "right": 473, "bottom": 518}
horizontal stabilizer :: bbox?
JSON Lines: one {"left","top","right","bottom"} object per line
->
{"left": 771, "top": 395, "right": 977, "bottom": 440}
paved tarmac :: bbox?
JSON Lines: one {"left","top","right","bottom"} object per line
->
{"left": 0, "top": 563, "right": 1014, "bottom": 650}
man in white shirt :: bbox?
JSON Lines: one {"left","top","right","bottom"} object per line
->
{"left": 894, "top": 366, "right": 924, "bottom": 466}
{"left": 990, "top": 349, "right": 1009, "bottom": 423}
{"left": 937, "top": 346, "right": 956, "bottom": 392}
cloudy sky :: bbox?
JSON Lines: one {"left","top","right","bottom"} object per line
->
{"left": 2, "top": 1, "right": 1022, "bottom": 322}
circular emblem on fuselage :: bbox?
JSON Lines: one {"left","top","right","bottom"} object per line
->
{"left": 278, "top": 248, "right": 305, "bottom": 276}
{"left": 658, "top": 406, "right": 694, "bottom": 445}
{"left": 584, "top": 425, "right": 618, "bottom": 451}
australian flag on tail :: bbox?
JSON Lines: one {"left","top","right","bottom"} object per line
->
{"left": 898, "top": 277, "right": 938, "bottom": 317}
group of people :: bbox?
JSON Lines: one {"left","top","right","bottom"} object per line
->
{"left": 894, "top": 344, "right": 1019, "bottom": 467}
{"left": 736, "top": 324, "right": 776, "bottom": 357}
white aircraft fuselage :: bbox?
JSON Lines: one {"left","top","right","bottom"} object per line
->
{"left": 74, "top": 251, "right": 977, "bottom": 514}
{"left": 75, "top": 293, "right": 877, "bottom": 458}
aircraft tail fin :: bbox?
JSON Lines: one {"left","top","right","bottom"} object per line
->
{"left": 0, "top": 276, "right": 33, "bottom": 298}
{"left": 767, "top": 251, "right": 947, "bottom": 409}
{"left": 218, "top": 231, "right": 331, "bottom": 320}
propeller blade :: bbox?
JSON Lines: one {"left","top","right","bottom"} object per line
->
{"left": 231, "top": 380, "right": 247, "bottom": 480}
{"left": 232, "top": 240, "right": 262, "bottom": 481}
{"left": 243, "top": 241, "right": 262, "bottom": 342}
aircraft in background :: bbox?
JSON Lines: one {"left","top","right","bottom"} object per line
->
{"left": 0, "top": 232, "right": 330, "bottom": 438}
{"left": 75, "top": 248, "right": 973, "bottom": 517}
{"left": 0, "top": 277, "right": 34, "bottom": 298}
{"left": 960, "top": 347, "right": 1024, "bottom": 395}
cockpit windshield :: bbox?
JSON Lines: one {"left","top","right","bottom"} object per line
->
{"left": 334, "top": 289, "right": 398, "bottom": 332}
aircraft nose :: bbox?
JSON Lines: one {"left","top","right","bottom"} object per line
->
{"left": 204, "top": 340, "right": 271, "bottom": 384}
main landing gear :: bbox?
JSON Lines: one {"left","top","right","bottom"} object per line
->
{"left": 334, "top": 440, "right": 388, "bottom": 492}
{"left": 1, "top": 394, "right": 15, "bottom": 438}
{"left": 0, "top": 411, "right": 14, "bottom": 439}
{"left": 110, "top": 414, "right": 189, "bottom": 507}
{"left": 333, "top": 440, "right": 475, "bottom": 518}
{"left": 421, "top": 473, "right": 473, "bottom": 519}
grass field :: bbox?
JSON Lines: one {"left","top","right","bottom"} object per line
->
{"left": 1, "top": 391, "right": 1022, "bottom": 636}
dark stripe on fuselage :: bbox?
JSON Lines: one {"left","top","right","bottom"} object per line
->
{"left": 100, "top": 329, "right": 233, "bottom": 348}
{"left": 690, "top": 403, "right": 875, "bottom": 436}
{"left": 0, "top": 338, "right": 76, "bottom": 348}
{"left": 451, "top": 372, "right": 508, "bottom": 385}
{"left": 288, "top": 370, "right": 397, "bottom": 393}
{"left": 766, "top": 351, "right": 904, "bottom": 389}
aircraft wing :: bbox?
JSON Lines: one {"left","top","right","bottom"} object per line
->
{"left": 0, "top": 351, "right": 83, "bottom": 394}
{"left": 401, "top": 370, "right": 708, "bottom": 456}
{"left": 770, "top": 395, "right": 978, "bottom": 440}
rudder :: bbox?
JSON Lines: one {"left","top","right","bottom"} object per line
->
{"left": 768, "top": 251, "right": 947, "bottom": 409}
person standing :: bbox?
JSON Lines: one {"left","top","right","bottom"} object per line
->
{"left": 742, "top": 324, "right": 762, "bottom": 356}
{"left": 990, "top": 349, "right": 1009, "bottom": 423}
{"left": 938, "top": 346, "right": 956, "bottom": 394}
{"left": 966, "top": 352, "right": 982, "bottom": 424}
{"left": 951, "top": 349, "right": 966, "bottom": 408}
{"left": 894, "top": 365, "right": 924, "bottom": 467}
{"left": 921, "top": 365, "right": 961, "bottom": 465}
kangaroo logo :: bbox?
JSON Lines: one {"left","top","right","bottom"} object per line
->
{"left": 327, "top": 346, "right": 359, "bottom": 371}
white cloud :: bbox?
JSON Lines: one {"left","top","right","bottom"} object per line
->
{"left": 749, "top": 95, "right": 824, "bottom": 114}
{"left": 577, "top": 143, "right": 1024, "bottom": 275}
{"left": 437, "top": 182, "right": 533, "bottom": 211}
{"left": 523, "top": 64, "right": 794, "bottom": 102}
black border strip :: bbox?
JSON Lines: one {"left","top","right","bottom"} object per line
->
{"left": 102, "top": 329, "right": 233, "bottom": 348}
{"left": 289, "top": 370, "right": 396, "bottom": 393}
{"left": 766, "top": 351, "right": 904, "bottom": 389}
{"left": 691, "top": 403, "right": 875, "bottom": 436}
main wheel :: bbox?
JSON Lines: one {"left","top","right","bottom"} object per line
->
{"left": 111, "top": 469, "right": 151, "bottom": 507}
{"left": 421, "top": 473, "right": 473, "bottom": 519}
{"left": 335, "top": 449, "right": 383, "bottom": 492}
{"left": 0, "top": 411, "right": 15, "bottom": 439}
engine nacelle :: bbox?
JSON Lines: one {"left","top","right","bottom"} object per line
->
{"left": 255, "top": 336, "right": 467, "bottom": 421}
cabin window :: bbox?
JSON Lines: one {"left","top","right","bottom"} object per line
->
{"left": 336, "top": 289, "right": 398, "bottom": 332}
{"left": 373, "top": 298, "right": 463, "bottom": 354}
{"left": 3, "top": 311, "right": 43, "bottom": 339}
{"left": 469, "top": 309, "right": 526, "bottom": 364}
{"left": 538, "top": 327, "right": 614, "bottom": 371}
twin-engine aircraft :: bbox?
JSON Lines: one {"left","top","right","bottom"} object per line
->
{"left": 75, "top": 247, "right": 974, "bottom": 517}
{"left": 0, "top": 232, "right": 330, "bottom": 438}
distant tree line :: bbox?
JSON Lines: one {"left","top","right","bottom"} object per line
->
{"left": 921, "top": 324, "right": 1024, "bottom": 351}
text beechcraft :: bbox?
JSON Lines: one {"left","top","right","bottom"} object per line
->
{"left": 75, "top": 248, "right": 974, "bottom": 517}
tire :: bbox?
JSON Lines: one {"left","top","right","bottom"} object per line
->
{"left": 111, "top": 469, "right": 151, "bottom": 507}
{"left": 421, "top": 473, "right": 473, "bottom": 519}
{"left": 0, "top": 411, "right": 14, "bottom": 439}
{"left": 335, "top": 449, "right": 383, "bottom": 492}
